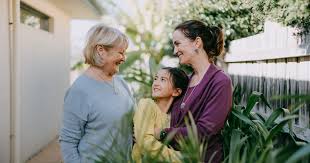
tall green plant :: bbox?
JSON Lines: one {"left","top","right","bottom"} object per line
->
{"left": 92, "top": 85, "right": 309, "bottom": 163}
{"left": 222, "top": 85, "right": 310, "bottom": 163}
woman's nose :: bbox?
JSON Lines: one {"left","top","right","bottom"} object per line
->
{"left": 173, "top": 47, "right": 179, "bottom": 56}
{"left": 120, "top": 54, "right": 126, "bottom": 62}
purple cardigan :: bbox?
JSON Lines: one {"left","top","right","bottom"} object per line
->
{"left": 164, "top": 64, "right": 232, "bottom": 163}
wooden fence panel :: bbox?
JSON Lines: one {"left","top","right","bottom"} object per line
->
{"left": 228, "top": 56, "right": 310, "bottom": 130}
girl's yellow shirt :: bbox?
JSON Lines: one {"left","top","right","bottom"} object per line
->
{"left": 132, "top": 98, "right": 181, "bottom": 163}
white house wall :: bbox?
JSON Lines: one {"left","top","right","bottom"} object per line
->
{"left": 0, "top": 0, "right": 11, "bottom": 162}
{"left": 18, "top": 0, "right": 70, "bottom": 162}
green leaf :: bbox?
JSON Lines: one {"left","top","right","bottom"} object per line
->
{"left": 256, "top": 146, "right": 271, "bottom": 163}
{"left": 286, "top": 144, "right": 310, "bottom": 163}
{"left": 265, "top": 115, "right": 298, "bottom": 143}
{"left": 232, "top": 109, "right": 255, "bottom": 127}
{"left": 233, "top": 84, "right": 243, "bottom": 105}
{"left": 271, "top": 94, "right": 310, "bottom": 102}
{"left": 252, "top": 120, "right": 268, "bottom": 140}
{"left": 229, "top": 129, "right": 241, "bottom": 163}
{"left": 71, "top": 60, "right": 86, "bottom": 70}
{"left": 244, "top": 91, "right": 271, "bottom": 116}
{"left": 265, "top": 108, "right": 286, "bottom": 128}
{"left": 273, "top": 144, "right": 301, "bottom": 163}
{"left": 252, "top": 112, "right": 266, "bottom": 124}
{"left": 228, "top": 129, "right": 248, "bottom": 163}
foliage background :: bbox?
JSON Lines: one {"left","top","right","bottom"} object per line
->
{"left": 73, "top": 0, "right": 309, "bottom": 99}
{"left": 85, "top": 0, "right": 310, "bottom": 162}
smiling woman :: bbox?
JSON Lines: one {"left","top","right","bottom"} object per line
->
{"left": 160, "top": 20, "right": 232, "bottom": 163}
{"left": 59, "top": 24, "right": 134, "bottom": 163}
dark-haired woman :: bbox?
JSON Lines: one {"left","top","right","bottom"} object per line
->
{"left": 156, "top": 20, "right": 232, "bottom": 163}
{"left": 132, "top": 67, "right": 189, "bottom": 163}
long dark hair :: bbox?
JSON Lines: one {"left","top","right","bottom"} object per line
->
{"left": 162, "top": 67, "right": 189, "bottom": 99}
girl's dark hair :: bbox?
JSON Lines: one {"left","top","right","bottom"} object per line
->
{"left": 175, "top": 20, "right": 224, "bottom": 62}
{"left": 162, "top": 67, "right": 189, "bottom": 98}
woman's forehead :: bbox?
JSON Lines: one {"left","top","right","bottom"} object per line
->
{"left": 113, "top": 44, "right": 127, "bottom": 52}
{"left": 173, "top": 30, "right": 185, "bottom": 39}
{"left": 172, "top": 30, "right": 189, "bottom": 42}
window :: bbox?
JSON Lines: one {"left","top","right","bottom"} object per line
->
{"left": 20, "top": 2, "right": 51, "bottom": 32}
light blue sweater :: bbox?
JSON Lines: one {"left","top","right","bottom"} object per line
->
{"left": 59, "top": 74, "right": 134, "bottom": 163}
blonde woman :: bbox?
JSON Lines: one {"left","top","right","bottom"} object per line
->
{"left": 59, "top": 24, "right": 134, "bottom": 163}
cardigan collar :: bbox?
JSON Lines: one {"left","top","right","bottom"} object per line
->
{"left": 173, "top": 64, "right": 222, "bottom": 126}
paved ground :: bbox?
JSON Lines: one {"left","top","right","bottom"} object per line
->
{"left": 26, "top": 138, "right": 63, "bottom": 163}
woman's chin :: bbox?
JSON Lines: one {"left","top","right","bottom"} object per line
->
{"left": 111, "top": 67, "right": 119, "bottom": 75}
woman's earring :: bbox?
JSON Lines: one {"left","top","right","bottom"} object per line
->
{"left": 194, "top": 48, "right": 199, "bottom": 53}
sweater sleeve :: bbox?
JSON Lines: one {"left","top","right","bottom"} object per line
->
{"left": 165, "top": 77, "right": 232, "bottom": 142}
{"left": 59, "top": 88, "right": 89, "bottom": 163}
{"left": 133, "top": 99, "right": 181, "bottom": 162}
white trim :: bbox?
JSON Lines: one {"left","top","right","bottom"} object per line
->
{"left": 225, "top": 21, "right": 310, "bottom": 63}
{"left": 9, "top": 0, "right": 17, "bottom": 162}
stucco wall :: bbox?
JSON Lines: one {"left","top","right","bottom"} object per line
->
{"left": 0, "top": 0, "right": 11, "bottom": 162}
{"left": 18, "top": 0, "right": 70, "bottom": 162}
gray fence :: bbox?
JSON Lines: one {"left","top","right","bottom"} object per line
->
{"left": 225, "top": 21, "right": 310, "bottom": 141}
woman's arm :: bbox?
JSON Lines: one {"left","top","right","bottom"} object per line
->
{"left": 59, "top": 89, "right": 88, "bottom": 163}
{"left": 163, "top": 78, "right": 232, "bottom": 142}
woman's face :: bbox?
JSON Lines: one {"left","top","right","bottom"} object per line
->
{"left": 172, "top": 30, "right": 196, "bottom": 65}
{"left": 97, "top": 45, "right": 126, "bottom": 75}
{"left": 152, "top": 69, "right": 177, "bottom": 99}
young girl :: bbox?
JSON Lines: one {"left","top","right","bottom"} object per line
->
{"left": 132, "top": 67, "right": 189, "bottom": 163}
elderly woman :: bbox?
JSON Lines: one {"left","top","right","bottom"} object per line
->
{"left": 156, "top": 20, "right": 232, "bottom": 163}
{"left": 59, "top": 24, "right": 134, "bottom": 163}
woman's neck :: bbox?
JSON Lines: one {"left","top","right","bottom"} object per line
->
{"left": 88, "top": 66, "right": 113, "bottom": 81}
{"left": 190, "top": 53, "right": 211, "bottom": 85}
{"left": 155, "top": 97, "right": 174, "bottom": 113}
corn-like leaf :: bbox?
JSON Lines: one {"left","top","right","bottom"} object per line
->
{"left": 244, "top": 91, "right": 271, "bottom": 116}
{"left": 265, "top": 115, "right": 298, "bottom": 143}
{"left": 286, "top": 144, "right": 310, "bottom": 163}
{"left": 232, "top": 109, "right": 255, "bottom": 127}
{"left": 265, "top": 108, "right": 286, "bottom": 128}
{"left": 229, "top": 129, "right": 242, "bottom": 163}
{"left": 252, "top": 120, "right": 269, "bottom": 140}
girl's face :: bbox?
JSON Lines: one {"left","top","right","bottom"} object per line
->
{"left": 172, "top": 30, "right": 197, "bottom": 65}
{"left": 152, "top": 69, "right": 180, "bottom": 99}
